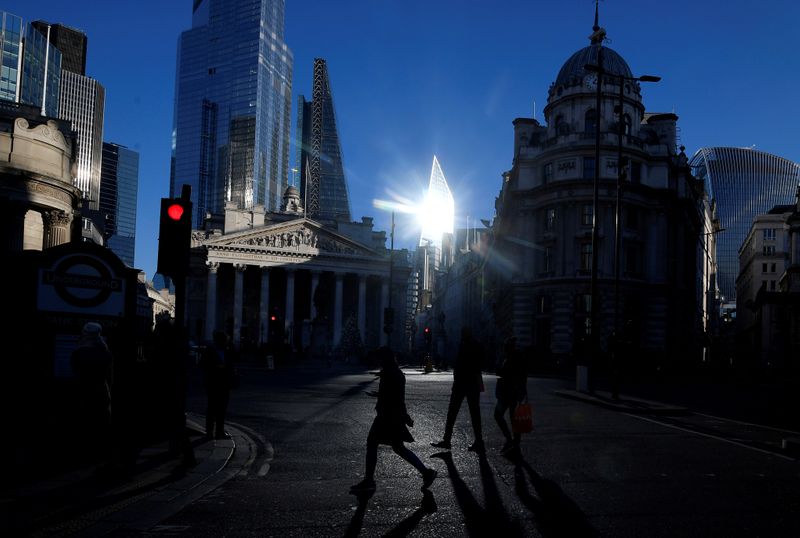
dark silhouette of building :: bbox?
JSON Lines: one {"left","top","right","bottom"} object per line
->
{"left": 296, "top": 58, "right": 352, "bottom": 221}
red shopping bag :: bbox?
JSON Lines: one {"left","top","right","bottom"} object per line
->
{"left": 512, "top": 402, "right": 533, "bottom": 434}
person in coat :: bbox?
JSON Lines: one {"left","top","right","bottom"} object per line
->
{"left": 494, "top": 336, "right": 528, "bottom": 454}
{"left": 201, "top": 330, "right": 235, "bottom": 440}
{"left": 430, "top": 327, "right": 485, "bottom": 453}
{"left": 71, "top": 321, "right": 114, "bottom": 438}
{"left": 350, "top": 346, "right": 437, "bottom": 494}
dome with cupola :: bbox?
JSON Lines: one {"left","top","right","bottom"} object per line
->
{"left": 554, "top": 43, "right": 633, "bottom": 88}
{"left": 552, "top": 5, "right": 633, "bottom": 89}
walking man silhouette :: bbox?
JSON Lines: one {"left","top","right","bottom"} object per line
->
{"left": 431, "top": 327, "right": 485, "bottom": 453}
{"left": 350, "top": 346, "right": 437, "bottom": 494}
{"left": 494, "top": 336, "right": 527, "bottom": 454}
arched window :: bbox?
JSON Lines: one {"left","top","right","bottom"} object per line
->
{"left": 623, "top": 113, "right": 632, "bottom": 136}
{"left": 555, "top": 115, "right": 568, "bottom": 135}
{"left": 585, "top": 109, "right": 597, "bottom": 133}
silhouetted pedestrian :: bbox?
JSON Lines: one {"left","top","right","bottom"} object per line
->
{"left": 71, "top": 322, "right": 113, "bottom": 442}
{"left": 201, "top": 330, "right": 235, "bottom": 440}
{"left": 431, "top": 327, "right": 485, "bottom": 452}
{"left": 153, "top": 315, "right": 196, "bottom": 468}
{"left": 494, "top": 336, "right": 527, "bottom": 454}
{"left": 350, "top": 346, "right": 437, "bottom": 494}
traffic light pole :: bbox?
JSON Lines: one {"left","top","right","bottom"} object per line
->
{"left": 175, "top": 184, "right": 192, "bottom": 331}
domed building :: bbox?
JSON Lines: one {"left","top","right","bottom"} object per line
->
{"left": 489, "top": 15, "right": 713, "bottom": 372}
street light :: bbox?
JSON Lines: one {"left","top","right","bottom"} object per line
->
{"left": 584, "top": 61, "right": 660, "bottom": 396}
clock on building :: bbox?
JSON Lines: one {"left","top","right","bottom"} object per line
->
{"left": 584, "top": 74, "right": 598, "bottom": 90}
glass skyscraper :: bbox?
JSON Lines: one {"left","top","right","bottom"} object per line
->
{"left": 31, "top": 21, "right": 88, "bottom": 76}
{"left": 171, "top": 0, "right": 293, "bottom": 225}
{"left": 690, "top": 147, "right": 800, "bottom": 304}
{"left": 101, "top": 142, "right": 140, "bottom": 267}
{"left": 0, "top": 12, "right": 61, "bottom": 117}
{"left": 296, "top": 58, "right": 351, "bottom": 221}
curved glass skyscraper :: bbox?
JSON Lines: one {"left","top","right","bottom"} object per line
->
{"left": 690, "top": 147, "right": 800, "bottom": 303}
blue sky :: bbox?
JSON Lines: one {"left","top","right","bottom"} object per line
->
{"left": 4, "top": 0, "right": 800, "bottom": 279}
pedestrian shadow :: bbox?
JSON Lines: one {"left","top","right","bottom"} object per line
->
{"left": 510, "top": 453, "right": 598, "bottom": 537}
{"left": 383, "top": 490, "right": 438, "bottom": 537}
{"left": 343, "top": 489, "right": 373, "bottom": 538}
{"left": 431, "top": 451, "right": 523, "bottom": 537}
{"left": 343, "top": 489, "right": 437, "bottom": 538}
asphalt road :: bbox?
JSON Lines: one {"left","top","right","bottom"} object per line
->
{"left": 125, "top": 362, "right": 800, "bottom": 537}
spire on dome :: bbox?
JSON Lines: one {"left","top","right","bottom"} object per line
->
{"left": 589, "top": 0, "right": 607, "bottom": 44}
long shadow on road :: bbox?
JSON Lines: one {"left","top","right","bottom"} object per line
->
{"left": 511, "top": 453, "right": 598, "bottom": 537}
{"left": 432, "top": 451, "right": 524, "bottom": 537}
{"left": 343, "top": 489, "right": 437, "bottom": 538}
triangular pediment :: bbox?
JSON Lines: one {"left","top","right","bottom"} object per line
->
{"left": 201, "top": 217, "right": 380, "bottom": 258}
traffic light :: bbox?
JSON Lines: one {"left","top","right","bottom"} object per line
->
{"left": 424, "top": 326, "right": 432, "bottom": 345}
{"left": 157, "top": 196, "right": 192, "bottom": 279}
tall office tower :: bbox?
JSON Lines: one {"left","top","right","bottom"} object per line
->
{"left": 58, "top": 69, "right": 105, "bottom": 211}
{"left": 172, "top": 0, "right": 293, "bottom": 225}
{"left": 419, "top": 155, "right": 455, "bottom": 248}
{"left": 296, "top": 58, "right": 351, "bottom": 221}
{"left": 100, "top": 142, "right": 140, "bottom": 266}
{"left": 0, "top": 12, "right": 62, "bottom": 117}
{"left": 31, "top": 21, "right": 88, "bottom": 75}
{"left": 690, "top": 147, "right": 800, "bottom": 308}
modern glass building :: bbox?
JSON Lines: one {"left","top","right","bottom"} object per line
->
{"left": 419, "top": 155, "right": 455, "bottom": 248}
{"left": 171, "top": 0, "right": 293, "bottom": 226}
{"left": 690, "top": 147, "right": 800, "bottom": 305}
{"left": 31, "top": 21, "right": 88, "bottom": 76}
{"left": 0, "top": 12, "right": 62, "bottom": 117}
{"left": 100, "top": 142, "right": 140, "bottom": 267}
{"left": 296, "top": 58, "right": 351, "bottom": 221}
{"left": 59, "top": 69, "right": 105, "bottom": 211}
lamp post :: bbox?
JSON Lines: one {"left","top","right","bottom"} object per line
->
{"left": 584, "top": 61, "right": 659, "bottom": 396}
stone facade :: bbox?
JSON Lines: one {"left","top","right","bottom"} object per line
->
{"left": 0, "top": 104, "right": 80, "bottom": 256}
{"left": 185, "top": 203, "right": 410, "bottom": 356}
{"left": 488, "top": 28, "right": 710, "bottom": 370}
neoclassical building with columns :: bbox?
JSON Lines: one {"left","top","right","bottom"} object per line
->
{"left": 185, "top": 187, "right": 410, "bottom": 355}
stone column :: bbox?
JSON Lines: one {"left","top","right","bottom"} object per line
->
{"left": 310, "top": 270, "right": 321, "bottom": 320}
{"left": 333, "top": 273, "right": 344, "bottom": 347}
{"left": 4, "top": 204, "right": 26, "bottom": 253}
{"left": 259, "top": 267, "right": 270, "bottom": 345}
{"left": 42, "top": 209, "right": 71, "bottom": 249}
{"left": 204, "top": 261, "right": 220, "bottom": 342}
{"left": 357, "top": 274, "right": 367, "bottom": 345}
{"left": 285, "top": 268, "right": 295, "bottom": 333}
{"left": 233, "top": 263, "right": 246, "bottom": 349}
{"left": 380, "top": 278, "right": 390, "bottom": 346}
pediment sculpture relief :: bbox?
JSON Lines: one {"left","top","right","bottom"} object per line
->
{"left": 230, "top": 228, "right": 359, "bottom": 255}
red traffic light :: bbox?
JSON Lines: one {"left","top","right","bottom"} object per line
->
{"left": 167, "top": 203, "right": 184, "bottom": 221}
{"left": 424, "top": 327, "right": 430, "bottom": 333}
{"left": 270, "top": 315, "right": 277, "bottom": 321}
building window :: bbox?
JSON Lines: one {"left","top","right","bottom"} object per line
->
{"left": 583, "top": 157, "right": 596, "bottom": 180}
{"left": 555, "top": 116, "right": 568, "bottom": 135}
{"left": 763, "top": 245, "right": 776, "bottom": 255}
{"left": 770, "top": 280, "right": 776, "bottom": 291}
{"left": 771, "top": 263, "right": 776, "bottom": 273}
{"left": 543, "top": 246, "right": 552, "bottom": 273}
{"left": 545, "top": 208, "right": 556, "bottom": 231}
{"left": 625, "top": 241, "right": 643, "bottom": 275}
{"left": 625, "top": 207, "right": 639, "bottom": 230}
{"left": 630, "top": 161, "right": 642, "bottom": 184}
{"left": 538, "top": 294, "right": 552, "bottom": 314}
{"left": 543, "top": 162, "right": 553, "bottom": 183}
{"left": 585, "top": 109, "right": 597, "bottom": 133}
{"left": 763, "top": 228, "right": 776, "bottom": 241}
{"left": 762, "top": 262, "right": 768, "bottom": 273}
{"left": 623, "top": 113, "right": 632, "bottom": 136}
{"left": 581, "top": 204, "right": 593, "bottom": 226}
{"left": 580, "top": 243, "right": 592, "bottom": 271}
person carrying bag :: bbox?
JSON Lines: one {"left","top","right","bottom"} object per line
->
{"left": 493, "top": 337, "right": 529, "bottom": 454}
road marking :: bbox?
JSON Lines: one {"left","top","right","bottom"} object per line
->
{"left": 625, "top": 413, "right": 796, "bottom": 462}
{"left": 692, "top": 412, "right": 800, "bottom": 435}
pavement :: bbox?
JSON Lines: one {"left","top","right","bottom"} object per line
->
{"left": 2, "top": 360, "right": 793, "bottom": 536}
{"left": 0, "top": 414, "right": 256, "bottom": 537}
